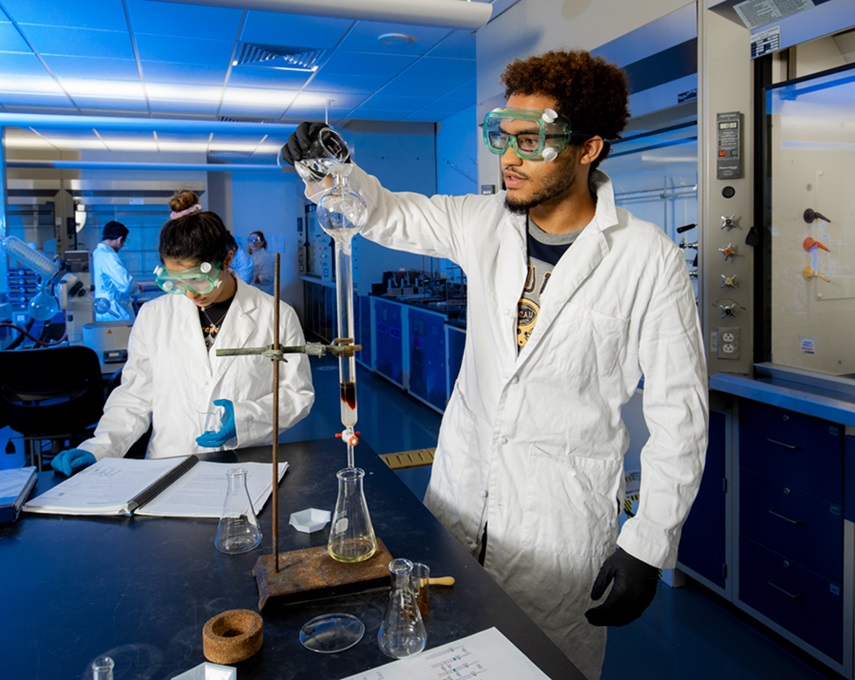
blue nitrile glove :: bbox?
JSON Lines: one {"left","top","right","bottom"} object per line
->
{"left": 51, "top": 448, "right": 97, "bottom": 477}
{"left": 584, "top": 548, "right": 659, "bottom": 626}
{"left": 195, "top": 399, "right": 236, "bottom": 448}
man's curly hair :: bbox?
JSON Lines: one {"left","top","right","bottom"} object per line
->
{"left": 501, "top": 50, "right": 629, "bottom": 169}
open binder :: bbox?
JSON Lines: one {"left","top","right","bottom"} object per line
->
{"left": 22, "top": 456, "right": 287, "bottom": 518}
{"left": 0, "top": 466, "right": 38, "bottom": 523}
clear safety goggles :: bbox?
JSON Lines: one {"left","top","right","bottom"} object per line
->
{"left": 154, "top": 261, "right": 222, "bottom": 295}
{"left": 482, "top": 107, "right": 576, "bottom": 161}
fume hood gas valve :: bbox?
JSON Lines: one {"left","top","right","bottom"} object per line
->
{"left": 719, "top": 243, "right": 738, "bottom": 261}
{"left": 721, "top": 215, "right": 740, "bottom": 230}
{"left": 721, "top": 274, "right": 738, "bottom": 288}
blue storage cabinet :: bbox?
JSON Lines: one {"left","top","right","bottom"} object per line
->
{"left": 677, "top": 409, "right": 727, "bottom": 589}
{"left": 446, "top": 325, "right": 465, "bottom": 400}
{"left": 408, "top": 308, "right": 447, "bottom": 412}
{"left": 374, "top": 298, "right": 403, "bottom": 387}
{"left": 737, "top": 398, "right": 845, "bottom": 664}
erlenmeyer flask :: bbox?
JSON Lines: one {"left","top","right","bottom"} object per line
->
{"left": 215, "top": 468, "right": 262, "bottom": 554}
{"left": 328, "top": 467, "right": 376, "bottom": 563}
{"left": 378, "top": 558, "right": 427, "bottom": 659}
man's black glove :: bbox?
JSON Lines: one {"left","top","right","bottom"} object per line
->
{"left": 584, "top": 548, "right": 659, "bottom": 626}
{"left": 280, "top": 121, "right": 350, "bottom": 166}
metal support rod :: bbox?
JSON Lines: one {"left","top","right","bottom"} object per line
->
{"left": 271, "top": 253, "right": 281, "bottom": 571}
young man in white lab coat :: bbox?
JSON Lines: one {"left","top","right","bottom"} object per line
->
{"left": 91, "top": 220, "right": 137, "bottom": 321}
{"left": 52, "top": 203, "right": 314, "bottom": 474}
{"left": 283, "top": 50, "right": 708, "bottom": 679}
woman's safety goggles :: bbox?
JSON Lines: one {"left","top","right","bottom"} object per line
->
{"left": 482, "top": 107, "right": 574, "bottom": 161}
{"left": 154, "top": 261, "right": 222, "bottom": 295}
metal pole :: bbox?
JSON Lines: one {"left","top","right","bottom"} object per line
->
{"left": 271, "top": 253, "right": 281, "bottom": 570}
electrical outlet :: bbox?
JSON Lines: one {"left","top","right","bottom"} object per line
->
{"left": 717, "top": 326, "right": 740, "bottom": 360}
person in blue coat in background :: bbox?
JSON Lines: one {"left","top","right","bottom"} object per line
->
{"left": 92, "top": 220, "right": 138, "bottom": 321}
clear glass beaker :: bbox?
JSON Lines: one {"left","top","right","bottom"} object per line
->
{"left": 295, "top": 126, "right": 351, "bottom": 192}
{"left": 328, "top": 467, "right": 376, "bottom": 563}
{"left": 215, "top": 467, "right": 262, "bottom": 554}
{"left": 377, "top": 558, "right": 427, "bottom": 659}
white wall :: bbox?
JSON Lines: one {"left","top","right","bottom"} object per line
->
{"left": 230, "top": 169, "right": 301, "bottom": 309}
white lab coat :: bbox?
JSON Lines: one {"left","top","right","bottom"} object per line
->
{"left": 348, "top": 165, "right": 708, "bottom": 679}
{"left": 79, "top": 277, "right": 314, "bottom": 460}
{"left": 251, "top": 249, "right": 275, "bottom": 295}
{"left": 92, "top": 242, "right": 136, "bottom": 321}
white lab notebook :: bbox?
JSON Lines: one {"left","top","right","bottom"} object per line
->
{"left": 22, "top": 456, "right": 287, "bottom": 518}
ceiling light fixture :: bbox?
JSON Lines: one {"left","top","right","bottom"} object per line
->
{"left": 378, "top": 33, "right": 416, "bottom": 46}
{"left": 146, "top": 0, "right": 493, "bottom": 30}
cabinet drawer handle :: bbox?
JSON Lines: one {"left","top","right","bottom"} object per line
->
{"left": 767, "top": 579, "right": 801, "bottom": 599}
{"left": 767, "top": 508, "right": 802, "bottom": 525}
{"left": 766, "top": 438, "right": 800, "bottom": 450}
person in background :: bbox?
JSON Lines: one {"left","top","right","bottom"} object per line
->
{"left": 248, "top": 229, "right": 275, "bottom": 295}
{"left": 282, "top": 49, "right": 708, "bottom": 680}
{"left": 92, "top": 220, "right": 137, "bottom": 321}
{"left": 51, "top": 189, "right": 314, "bottom": 475}
{"left": 227, "top": 231, "right": 254, "bottom": 284}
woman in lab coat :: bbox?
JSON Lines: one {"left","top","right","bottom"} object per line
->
{"left": 52, "top": 192, "right": 314, "bottom": 472}
{"left": 282, "top": 50, "right": 708, "bottom": 680}
{"left": 91, "top": 220, "right": 137, "bottom": 321}
{"left": 248, "top": 230, "right": 275, "bottom": 295}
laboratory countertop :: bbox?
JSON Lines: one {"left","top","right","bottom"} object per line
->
{"left": 711, "top": 370, "right": 855, "bottom": 426}
{"left": 0, "top": 439, "right": 580, "bottom": 680}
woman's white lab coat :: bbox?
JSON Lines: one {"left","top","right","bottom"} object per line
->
{"left": 251, "top": 248, "right": 275, "bottom": 295}
{"left": 79, "top": 277, "right": 314, "bottom": 460}
{"left": 92, "top": 242, "right": 136, "bottom": 321}
{"left": 349, "top": 165, "right": 708, "bottom": 679}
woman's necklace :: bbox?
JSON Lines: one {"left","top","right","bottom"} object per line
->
{"left": 200, "top": 304, "right": 228, "bottom": 349}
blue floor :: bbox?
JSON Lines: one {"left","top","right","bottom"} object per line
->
{"left": 297, "top": 356, "right": 841, "bottom": 680}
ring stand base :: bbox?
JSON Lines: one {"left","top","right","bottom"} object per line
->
{"left": 252, "top": 537, "right": 392, "bottom": 610}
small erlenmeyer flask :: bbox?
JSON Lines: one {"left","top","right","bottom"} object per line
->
{"left": 328, "top": 467, "right": 377, "bottom": 563}
{"left": 215, "top": 468, "right": 262, "bottom": 554}
{"left": 378, "top": 558, "right": 427, "bottom": 659}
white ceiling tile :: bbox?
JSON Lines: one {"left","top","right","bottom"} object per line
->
{"left": 226, "top": 66, "right": 313, "bottom": 89}
{"left": 20, "top": 25, "right": 133, "bottom": 59}
{"left": 126, "top": 0, "right": 242, "bottom": 40}
{"left": 321, "top": 51, "right": 415, "bottom": 78}
{"left": 0, "top": 21, "right": 31, "bottom": 52}
{"left": 304, "top": 74, "right": 388, "bottom": 95}
{"left": 141, "top": 60, "right": 228, "bottom": 87}
{"left": 0, "top": 52, "right": 49, "bottom": 77}
{"left": 1, "top": 0, "right": 128, "bottom": 30}
{"left": 402, "top": 57, "right": 475, "bottom": 81}
{"left": 44, "top": 56, "right": 141, "bottom": 81}
{"left": 135, "top": 33, "right": 235, "bottom": 66}
{"left": 425, "top": 30, "right": 477, "bottom": 60}
{"left": 240, "top": 11, "right": 353, "bottom": 49}
{"left": 337, "top": 20, "right": 451, "bottom": 56}
{"left": 378, "top": 77, "right": 465, "bottom": 98}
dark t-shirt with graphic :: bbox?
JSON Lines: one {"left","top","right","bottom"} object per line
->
{"left": 516, "top": 218, "right": 583, "bottom": 349}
